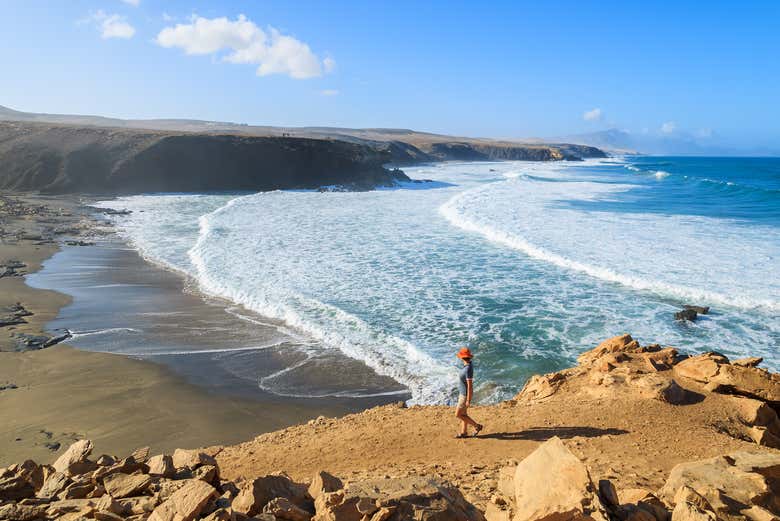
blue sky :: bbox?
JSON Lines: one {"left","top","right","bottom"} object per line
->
{"left": 2, "top": 1, "right": 778, "bottom": 145}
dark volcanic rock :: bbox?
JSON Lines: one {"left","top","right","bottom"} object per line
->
{"left": 683, "top": 305, "right": 710, "bottom": 314}
{"left": 675, "top": 309, "right": 699, "bottom": 322}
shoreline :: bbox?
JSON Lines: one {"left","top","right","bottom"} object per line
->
{"left": 0, "top": 193, "right": 402, "bottom": 467}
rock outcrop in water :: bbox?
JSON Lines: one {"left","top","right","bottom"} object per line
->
{"left": 0, "top": 122, "right": 409, "bottom": 194}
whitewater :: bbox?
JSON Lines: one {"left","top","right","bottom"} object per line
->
{"left": 96, "top": 157, "right": 780, "bottom": 404}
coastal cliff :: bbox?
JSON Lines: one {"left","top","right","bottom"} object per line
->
{"left": 0, "top": 121, "right": 408, "bottom": 194}
{"left": 0, "top": 106, "right": 609, "bottom": 195}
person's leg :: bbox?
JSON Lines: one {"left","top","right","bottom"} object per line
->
{"left": 461, "top": 412, "right": 479, "bottom": 430}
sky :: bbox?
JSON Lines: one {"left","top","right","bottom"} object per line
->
{"left": 2, "top": 1, "right": 779, "bottom": 147}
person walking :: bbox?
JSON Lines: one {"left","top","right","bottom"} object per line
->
{"left": 455, "top": 347, "right": 483, "bottom": 438}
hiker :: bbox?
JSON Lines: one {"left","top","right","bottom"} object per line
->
{"left": 455, "top": 347, "right": 483, "bottom": 438}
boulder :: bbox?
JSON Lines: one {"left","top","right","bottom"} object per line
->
{"left": 619, "top": 489, "right": 670, "bottom": 521}
{"left": 232, "top": 474, "right": 311, "bottom": 517}
{"left": 114, "top": 496, "right": 159, "bottom": 516}
{"left": 682, "top": 305, "right": 709, "bottom": 315}
{"left": 308, "top": 471, "right": 343, "bottom": 501}
{"left": 37, "top": 471, "right": 70, "bottom": 499}
{"left": 52, "top": 440, "right": 94, "bottom": 476}
{"left": 193, "top": 464, "right": 219, "bottom": 484}
{"left": 734, "top": 358, "right": 764, "bottom": 368}
{"left": 102, "top": 472, "right": 152, "bottom": 499}
{"left": 674, "top": 353, "right": 728, "bottom": 382}
{"left": 147, "top": 455, "right": 175, "bottom": 478}
{"left": 130, "top": 446, "right": 151, "bottom": 464}
{"left": 498, "top": 466, "right": 516, "bottom": 499}
{"left": 626, "top": 376, "right": 694, "bottom": 405}
{"left": 643, "top": 348, "right": 680, "bottom": 372}
{"left": 312, "top": 476, "right": 484, "bottom": 521}
{"left": 515, "top": 372, "right": 571, "bottom": 403}
{"left": 486, "top": 502, "right": 513, "bottom": 521}
{"left": 264, "top": 496, "right": 314, "bottom": 521}
{"left": 512, "top": 436, "right": 607, "bottom": 521}
{"left": 147, "top": 479, "right": 217, "bottom": 521}
{"left": 669, "top": 487, "right": 717, "bottom": 521}
{"left": 709, "top": 364, "right": 780, "bottom": 405}
{"left": 728, "top": 396, "right": 780, "bottom": 448}
{"left": 676, "top": 353, "right": 780, "bottom": 405}
{"left": 660, "top": 451, "right": 780, "bottom": 517}
{"left": 578, "top": 335, "right": 642, "bottom": 366}
{"left": 0, "top": 502, "right": 47, "bottom": 521}
{"left": 172, "top": 449, "right": 217, "bottom": 471}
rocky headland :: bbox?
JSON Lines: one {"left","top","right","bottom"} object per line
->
{"left": 2, "top": 332, "right": 779, "bottom": 521}
{"left": 0, "top": 105, "right": 607, "bottom": 196}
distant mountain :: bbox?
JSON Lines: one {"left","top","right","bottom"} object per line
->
{"left": 554, "top": 129, "right": 638, "bottom": 154}
{"left": 553, "top": 127, "right": 779, "bottom": 156}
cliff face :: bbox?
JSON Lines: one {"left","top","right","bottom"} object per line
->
{"left": 0, "top": 122, "right": 407, "bottom": 194}
{"left": 418, "top": 142, "right": 606, "bottom": 162}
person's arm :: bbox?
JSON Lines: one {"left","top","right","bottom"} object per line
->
{"left": 466, "top": 379, "right": 473, "bottom": 407}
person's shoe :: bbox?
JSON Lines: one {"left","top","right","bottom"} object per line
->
{"left": 455, "top": 433, "right": 468, "bottom": 439}
{"left": 473, "top": 424, "right": 483, "bottom": 437}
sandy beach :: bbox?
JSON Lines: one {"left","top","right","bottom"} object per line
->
{"left": 0, "top": 194, "right": 399, "bottom": 467}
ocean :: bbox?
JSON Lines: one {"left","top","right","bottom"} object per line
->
{"left": 91, "top": 156, "right": 780, "bottom": 405}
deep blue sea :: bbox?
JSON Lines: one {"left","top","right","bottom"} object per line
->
{"left": 91, "top": 156, "right": 779, "bottom": 404}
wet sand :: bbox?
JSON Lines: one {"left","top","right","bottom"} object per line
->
{"left": 0, "top": 194, "right": 406, "bottom": 466}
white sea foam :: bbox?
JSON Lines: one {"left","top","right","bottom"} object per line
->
{"left": 95, "top": 158, "right": 780, "bottom": 403}
{"left": 439, "top": 170, "right": 779, "bottom": 312}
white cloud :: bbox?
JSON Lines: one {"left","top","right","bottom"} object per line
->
{"left": 660, "top": 121, "right": 677, "bottom": 134}
{"left": 583, "top": 108, "right": 602, "bottom": 122}
{"left": 121, "top": 0, "right": 140, "bottom": 6}
{"left": 87, "top": 10, "right": 136, "bottom": 39}
{"left": 156, "top": 14, "right": 333, "bottom": 79}
{"left": 320, "top": 89, "right": 339, "bottom": 96}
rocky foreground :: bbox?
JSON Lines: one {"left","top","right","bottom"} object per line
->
{"left": 2, "top": 335, "right": 780, "bottom": 521}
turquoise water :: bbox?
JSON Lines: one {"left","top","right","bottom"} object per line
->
{"left": 95, "top": 157, "right": 779, "bottom": 404}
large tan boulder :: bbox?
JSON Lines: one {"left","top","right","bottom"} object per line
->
{"left": 0, "top": 460, "right": 42, "bottom": 501}
{"left": 619, "top": 489, "right": 670, "bottom": 521}
{"left": 660, "top": 451, "right": 780, "bottom": 518}
{"left": 232, "top": 474, "right": 311, "bottom": 517}
{"left": 114, "top": 495, "right": 159, "bottom": 516}
{"left": 728, "top": 396, "right": 780, "bottom": 449}
{"left": 148, "top": 479, "right": 217, "bottom": 521}
{"left": 265, "top": 496, "right": 314, "bottom": 521}
{"left": 37, "top": 471, "right": 70, "bottom": 499}
{"left": 52, "top": 440, "right": 95, "bottom": 476}
{"left": 577, "top": 335, "right": 641, "bottom": 366}
{"left": 674, "top": 354, "right": 780, "bottom": 404}
{"left": 102, "top": 472, "right": 152, "bottom": 498}
{"left": 669, "top": 487, "right": 717, "bottom": 521}
{"left": 515, "top": 372, "right": 571, "bottom": 403}
{"left": 172, "top": 448, "right": 217, "bottom": 470}
{"left": 312, "top": 476, "right": 484, "bottom": 521}
{"left": 0, "top": 502, "right": 47, "bottom": 521}
{"left": 147, "top": 454, "right": 176, "bottom": 478}
{"left": 512, "top": 436, "right": 607, "bottom": 521}
{"left": 308, "top": 471, "right": 343, "bottom": 501}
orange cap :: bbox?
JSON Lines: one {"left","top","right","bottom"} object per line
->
{"left": 457, "top": 347, "right": 473, "bottom": 359}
